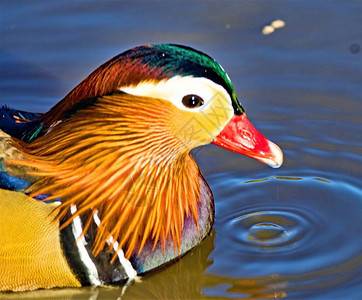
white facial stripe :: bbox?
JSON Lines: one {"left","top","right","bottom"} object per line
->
{"left": 119, "top": 76, "right": 232, "bottom": 112}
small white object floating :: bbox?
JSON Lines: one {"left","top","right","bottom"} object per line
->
{"left": 262, "top": 25, "right": 275, "bottom": 35}
{"left": 271, "top": 19, "right": 286, "bottom": 29}
{"left": 262, "top": 19, "right": 286, "bottom": 35}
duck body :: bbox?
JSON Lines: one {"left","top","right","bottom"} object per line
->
{"left": 0, "top": 44, "right": 282, "bottom": 291}
{"left": 0, "top": 108, "right": 214, "bottom": 290}
{"left": 0, "top": 169, "right": 213, "bottom": 291}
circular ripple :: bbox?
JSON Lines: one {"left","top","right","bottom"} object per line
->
{"left": 210, "top": 172, "right": 362, "bottom": 278}
{"left": 230, "top": 210, "right": 309, "bottom": 251}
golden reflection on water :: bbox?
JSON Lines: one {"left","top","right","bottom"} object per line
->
{"left": 244, "top": 176, "right": 331, "bottom": 184}
{"left": 312, "top": 177, "right": 331, "bottom": 183}
{"left": 123, "top": 232, "right": 287, "bottom": 299}
{"left": 273, "top": 254, "right": 362, "bottom": 294}
{"left": 122, "top": 234, "right": 361, "bottom": 299}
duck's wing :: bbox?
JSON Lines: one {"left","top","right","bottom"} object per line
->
{"left": 0, "top": 106, "right": 45, "bottom": 190}
{"left": 0, "top": 106, "right": 44, "bottom": 141}
{"left": 0, "top": 129, "right": 32, "bottom": 191}
{"left": 0, "top": 110, "right": 82, "bottom": 291}
{"left": 0, "top": 110, "right": 85, "bottom": 291}
{"left": 0, "top": 188, "right": 82, "bottom": 291}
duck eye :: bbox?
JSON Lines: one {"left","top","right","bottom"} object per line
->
{"left": 182, "top": 94, "right": 204, "bottom": 108}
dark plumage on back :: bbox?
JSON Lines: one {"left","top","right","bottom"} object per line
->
{"left": 0, "top": 106, "right": 43, "bottom": 141}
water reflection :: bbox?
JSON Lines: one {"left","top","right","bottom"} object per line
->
{"left": 244, "top": 175, "right": 331, "bottom": 183}
{"left": 209, "top": 172, "right": 361, "bottom": 297}
{"left": 3, "top": 227, "right": 360, "bottom": 299}
{"left": 123, "top": 233, "right": 286, "bottom": 299}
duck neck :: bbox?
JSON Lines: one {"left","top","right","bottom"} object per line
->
{"left": 58, "top": 172, "right": 213, "bottom": 284}
{"left": 8, "top": 94, "right": 214, "bottom": 262}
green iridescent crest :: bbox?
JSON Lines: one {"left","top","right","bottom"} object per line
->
{"left": 144, "top": 44, "right": 244, "bottom": 114}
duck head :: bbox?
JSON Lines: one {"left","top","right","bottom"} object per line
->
{"left": 8, "top": 44, "right": 283, "bottom": 261}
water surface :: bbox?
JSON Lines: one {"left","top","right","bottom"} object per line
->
{"left": 1, "top": 1, "right": 361, "bottom": 299}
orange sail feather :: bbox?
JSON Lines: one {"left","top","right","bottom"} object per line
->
{"left": 6, "top": 94, "right": 201, "bottom": 260}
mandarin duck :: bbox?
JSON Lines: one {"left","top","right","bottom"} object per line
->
{"left": 0, "top": 44, "right": 283, "bottom": 291}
